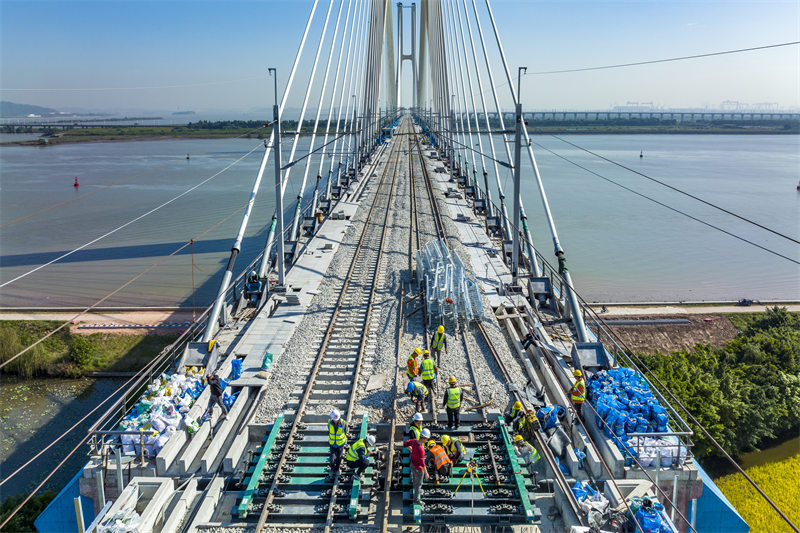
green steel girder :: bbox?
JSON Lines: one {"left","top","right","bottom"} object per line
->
{"left": 349, "top": 414, "right": 369, "bottom": 520}
{"left": 498, "top": 416, "right": 537, "bottom": 524}
{"left": 237, "top": 413, "right": 284, "bottom": 518}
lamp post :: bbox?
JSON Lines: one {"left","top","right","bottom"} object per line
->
{"left": 270, "top": 67, "right": 285, "bottom": 287}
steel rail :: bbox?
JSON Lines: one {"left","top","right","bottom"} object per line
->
{"left": 412, "top": 125, "right": 585, "bottom": 525}
{"left": 474, "top": 321, "right": 588, "bottom": 526}
{"left": 322, "top": 114, "right": 405, "bottom": 533}
{"left": 379, "top": 129, "right": 415, "bottom": 532}
{"left": 254, "top": 117, "right": 405, "bottom": 531}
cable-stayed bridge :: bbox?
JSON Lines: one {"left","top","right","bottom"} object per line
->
{"left": 11, "top": 2, "right": 797, "bottom": 533}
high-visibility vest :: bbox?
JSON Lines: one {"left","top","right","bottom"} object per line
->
{"left": 328, "top": 421, "right": 346, "bottom": 447}
{"left": 530, "top": 445, "right": 541, "bottom": 463}
{"left": 409, "top": 381, "right": 428, "bottom": 398}
{"left": 407, "top": 356, "right": 419, "bottom": 378}
{"left": 409, "top": 424, "right": 421, "bottom": 440}
{"left": 429, "top": 444, "right": 451, "bottom": 470}
{"left": 570, "top": 378, "right": 586, "bottom": 404}
{"left": 432, "top": 332, "right": 445, "bottom": 350}
{"left": 446, "top": 386, "right": 462, "bottom": 409}
{"left": 445, "top": 438, "right": 465, "bottom": 458}
{"left": 510, "top": 406, "right": 522, "bottom": 419}
{"left": 346, "top": 439, "right": 366, "bottom": 462}
{"left": 421, "top": 358, "right": 436, "bottom": 380}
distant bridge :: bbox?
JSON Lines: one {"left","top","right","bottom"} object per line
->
{"left": 465, "top": 110, "right": 800, "bottom": 122}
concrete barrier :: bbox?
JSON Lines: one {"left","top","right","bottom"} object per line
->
{"left": 161, "top": 478, "right": 198, "bottom": 533}
{"left": 185, "top": 476, "right": 225, "bottom": 531}
{"left": 200, "top": 387, "right": 250, "bottom": 473}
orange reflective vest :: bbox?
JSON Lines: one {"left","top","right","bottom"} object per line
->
{"left": 407, "top": 356, "right": 419, "bottom": 378}
{"left": 429, "top": 444, "right": 451, "bottom": 470}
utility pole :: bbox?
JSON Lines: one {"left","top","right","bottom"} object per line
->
{"left": 511, "top": 67, "right": 526, "bottom": 286}
{"left": 270, "top": 67, "right": 285, "bottom": 287}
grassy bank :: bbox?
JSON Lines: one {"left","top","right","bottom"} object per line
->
{"left": 4, "top": 117, "right": 798, "bottom": 145}
{"left": 715, "top": 454, "right": 800, "bottom": 533}
{"left": 0, "top": 321, "right": 177, "bottom": 377}
{"left": 637, "top": 307, "right": 800, "bottom": 459}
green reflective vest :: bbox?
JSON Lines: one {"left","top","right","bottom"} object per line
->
{"left": 328, "top": 421, "right": 346, "bottom": 447}
{"left": 410, "top": 381, "right": 429, "bottom": 398}
{"left": 409, "top": 424, "right": 421, "bottom": 440}
{"left": 432, "top": 332, "right": 445, "bottom": 350}
{"left": 446, "top": 386, "right": 462, "bottom": 409}
{"left": 570, "top": 378, "right": 586, "bottom": 403}
{"left": 346, "top": 439, "right": 366, "bottom": 462}
{"left": 445, "top": 438, "right": 465, "bottom": 458}
{"left": 421, "top": 358, "right": 436, "bottom": 380}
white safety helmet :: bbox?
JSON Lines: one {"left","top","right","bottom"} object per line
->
{"left": 421, "top": 428, "right": 431, "bottom": 439}
{"left": 413, "top": 413, "right": 423, "bottom": 422}
{"left": 330, "top": 409, "right": 341, "bottom": 421}
{"left": 367, "top": 435, "right": 376, "bottom": 446}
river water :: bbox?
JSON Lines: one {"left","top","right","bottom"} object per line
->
{"left": 0, "top": 134, "right": 797, "bottom": 307}
{"left": 0, "top": 376, "right": 126, "bottom": 496}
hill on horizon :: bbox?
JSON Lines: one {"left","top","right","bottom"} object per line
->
{"left": 0, "top": 101, "right": 60, "bottom": 117}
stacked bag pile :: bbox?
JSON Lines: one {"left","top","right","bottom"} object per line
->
{"left": 627, "top": 435, "right": 688, "bottom": 468}
{"left": 587, "top": 367, "right": 671, "bottom": 466}
{"left": 118, "top": 366, "right": 237, "bottom": 457}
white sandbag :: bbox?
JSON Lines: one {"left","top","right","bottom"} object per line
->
{"left": 149, "top": 415, "right": 167, "bottom": 433}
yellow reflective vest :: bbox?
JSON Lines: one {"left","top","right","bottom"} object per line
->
{"left": 328, "top": 420, "right": 346, "bottom": 447}
{"left": 446, "top": 386, "right": 462, "bottom": 409}
{"left": 421, "top": 358, "right": 436, "bottom": 380}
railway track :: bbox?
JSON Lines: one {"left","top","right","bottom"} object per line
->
{"left": 238, "top": 118, "right": 407, "bottom": 531}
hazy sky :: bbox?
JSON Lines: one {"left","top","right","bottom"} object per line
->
{"left": 1, "top": 0, "right": 798, "bottom": 115}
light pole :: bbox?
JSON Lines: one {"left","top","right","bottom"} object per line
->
{"left": 511, "top": 66, "right": 526, "bottom": 285}
{"left": 270, "top": 67, "right": 285, "bottom": 287}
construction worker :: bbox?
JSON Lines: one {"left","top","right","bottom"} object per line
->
{"left": 406, "top": 380, "right": 429, "bottom": 413}
{"left": 327, "top": 409, "right": 347, "bottom": 480}
{"left": 518, "top": 410, "right": 541, "bottom": 445}
{"left": 442, "top": 376, "right": 462, "bottom": 429}
{"left": 345, "top": 434, "right": 376, "bottom": 481}
{"left": 513, "top": 434, "right": 542, "bottom": 478}
{"left": 506, "top": 400, "right": 524, "bottom": 427}
{"left": 430, "top": 325, "right": 448, "bottom": 366}
{"left": 403, "top": 428, "right": 430, "bottom": 503}
{"left": 425, "top": 440, "right": 452, "bottom": 481}
{"left": 440, "top": 434, "right": 465, "bottom": 465}
{"left": 569, "top": 369, "right": 586, "bottom": 422}
{"left": 407, "top": 347, "right": 421, "bottom": 380}
{"left": 408, "top": 412, "right": 424, "bottom": 440}
{"left": 420, "top": 350, "right": 437, "bottom": 392}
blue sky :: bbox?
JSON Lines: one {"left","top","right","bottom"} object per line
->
{"left": 1, "top": 0, "right": 797, "bottom": 115}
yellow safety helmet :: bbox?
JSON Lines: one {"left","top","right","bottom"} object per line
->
{"left": 427, "top": 440, "right": 437, "bottom": 449}
{"left": 513, "top": 400, "right": 522, "bottom": 409}
{"left": 448, "top": 376, "right": 457, "bottom": 384}
{"left": 573, "top": 369, "right": 582, "bottom": 378}
{"left": 441, "top": 434, "right": 450, "bottom": 445}
{"left": 414, "top": 347, "right": 422, "bottom": 355}
{"left": 437, "top": 325, "right": 445, "bottom": 334}
{"left": 423, "top": 350, "right": 430, "bottom": 357}
{"left": 514, "top": 434, "right": 524, "bottom": 443}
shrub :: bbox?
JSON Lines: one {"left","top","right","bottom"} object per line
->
{"left": 68, "top": 335, "right": 98, "bottom": 369}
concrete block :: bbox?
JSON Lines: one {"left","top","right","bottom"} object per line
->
{"left": 176, "top": 420, "right": 210, "bottom": 475}
{"left": 200, "top": 387, "right": 250, "bottom": 473}
{"left": 96, "top": 477, "right": 173, "bottom": 533}
{"left": 186, "top": 476, "right": 225, "bottom": 531}
{"left": 156, "top": 430, "right": 186, "bottom": 475}
{"left": 161, "top": 478, "right": 198, "bottom": 533}
{"left": 223, "top": 430, "right": 249, "bottom": 474}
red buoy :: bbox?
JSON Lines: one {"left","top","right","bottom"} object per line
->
{"left": 74, "top": 177, "right": 79, "bottom": 187}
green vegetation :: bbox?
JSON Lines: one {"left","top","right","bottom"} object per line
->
{"left": 715, "top": 453, "right": 800, "bottom": 533}
{"left": 638, "top": 307, "right": 800, "bottom": 459}
{"left": 0, "top": 321, "right": 177, "bottom": 377}
{"left": 0, "top": 490, "right": 55, "bottom": 533}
